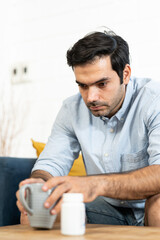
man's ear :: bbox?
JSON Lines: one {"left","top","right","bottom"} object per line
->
{"left": 123, "top": 64, "right": 131, "bottom": 85}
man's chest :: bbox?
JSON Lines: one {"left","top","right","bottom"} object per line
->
{"left": 75, "top": 116, "right": 149, "bottom": 174}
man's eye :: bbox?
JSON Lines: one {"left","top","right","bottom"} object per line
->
{"left": 79, "top": 84, "right": 88, "bottom": 89}
{"left": 98, "top": 82, "right": 106, "bottom": 87}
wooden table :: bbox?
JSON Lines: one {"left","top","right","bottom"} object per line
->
{"left": 1, "top": 223, "right": 160, "bottom": 240}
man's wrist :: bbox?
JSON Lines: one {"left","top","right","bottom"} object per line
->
{"left": 88, "top": 175, "right": 106, "bottom": 197}
{"left": 30, "top": 170, "right": 53, "bottom": 181}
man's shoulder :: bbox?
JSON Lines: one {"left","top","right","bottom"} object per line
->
{"left": 62, "top": 93, "right": 87, "bottom": 113}
{"left": 132, "top": 77, "right": 160, "bottom": 96}
{"left": 131, "top": 77, "right": 151, "bottom": 89}
{"left": 63, "top": 93, "right": 83, "bottom": 106}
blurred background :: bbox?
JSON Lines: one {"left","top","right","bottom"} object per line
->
{"left": 0, "top": 0, "right": 160, "bottom": 157}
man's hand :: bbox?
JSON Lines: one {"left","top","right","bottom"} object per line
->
{"left": 16, "top": 178, "right": 45, "bottom": 224}
{"left": 42, "top": 175, "right": 98, "bottom": 215}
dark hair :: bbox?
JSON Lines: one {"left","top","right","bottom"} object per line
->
{"left": 66, "top": 31, "right": 130, "bottom": 84}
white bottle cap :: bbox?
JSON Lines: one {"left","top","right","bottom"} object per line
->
{"left": 62, "top": 193, "right": 83, "bottom": 202}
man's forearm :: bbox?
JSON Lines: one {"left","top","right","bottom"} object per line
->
{"left": 30, "top": 165, "right": 160, "bottom": 202}
{"left": 96, "top": 165, "right": 160, "bottom": 200}
{"left": 30, "top": 170, "right": 53, "bottom": 181}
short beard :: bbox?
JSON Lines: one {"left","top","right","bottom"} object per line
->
{"left": 87, "top": 101, "right": 109, "bottom": 108}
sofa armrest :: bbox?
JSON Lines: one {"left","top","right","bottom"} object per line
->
{"left": 0, "top": 157, "right": 36, "bottom": 226}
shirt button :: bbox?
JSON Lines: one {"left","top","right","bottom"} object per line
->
{"left": 120, "top": 201, "right": 124, "bottom": 204}
{"left": 120, "top": 118, "right": 124, "bottom": 121}
{"left": 104, "top": 153, "right": 109, "bottom": 157}
{"left": 110, "top": 128, "right": 114, "bottom": 133}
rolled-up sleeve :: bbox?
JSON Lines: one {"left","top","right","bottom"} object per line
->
{"left": 145, "top": 95, "right": 160, "bottom": 165}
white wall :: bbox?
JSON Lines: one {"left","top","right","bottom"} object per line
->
{"left": 0, "top": 0, "right": 160, "bottom": 157}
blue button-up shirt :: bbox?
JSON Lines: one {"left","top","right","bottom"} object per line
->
{"left": 32, "top": 77, "right": 160, "bottom": 222}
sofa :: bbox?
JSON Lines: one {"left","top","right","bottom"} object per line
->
{"left": 0, "top": 140, "right": 86, "bottom": 226}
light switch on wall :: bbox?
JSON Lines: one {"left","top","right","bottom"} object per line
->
{"left": 11, "top": 63, "right": 30, "bottom": 84}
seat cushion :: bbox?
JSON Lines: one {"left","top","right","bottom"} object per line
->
{"left": 0, "top": 157, "right": 36, "bottom": 226}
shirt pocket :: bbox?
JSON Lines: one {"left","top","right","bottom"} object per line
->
{"left": 121, "top": 147, "right": 149, "bottom": 172}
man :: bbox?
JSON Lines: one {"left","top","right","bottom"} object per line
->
{"left": 16, "top": 30, "right": 160, "bottom": 226}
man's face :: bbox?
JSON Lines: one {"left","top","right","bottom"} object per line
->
{"left": 74, "top": 56, "right": 130, "bottom": 118}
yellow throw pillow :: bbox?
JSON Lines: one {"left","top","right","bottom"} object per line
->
{"left": 31, "top": 139, "right": 46, "bottom": 158}
{"left": 31, "top": 139, "right": 86, "bottom": 176}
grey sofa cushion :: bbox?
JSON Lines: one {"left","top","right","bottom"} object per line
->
{"left": 0, "top": 157, "right": 36, "bottom": 226}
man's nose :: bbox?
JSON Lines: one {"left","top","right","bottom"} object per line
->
{"left": 87, "top": 86, "right": 99, "bottom": 103}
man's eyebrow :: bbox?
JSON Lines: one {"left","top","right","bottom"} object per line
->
{"left": 76, "top": 77, "right": 110, "bottom": 85}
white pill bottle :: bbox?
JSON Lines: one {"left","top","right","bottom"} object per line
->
{"left": 61, "top": 193, "right": 85, "bottom": 235}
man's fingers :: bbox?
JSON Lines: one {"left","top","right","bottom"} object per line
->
{"left": 16, "top": 190, "right": 27, "bottom": 214}
{"left": 42, "top": 176, "right": 66, "bottom": 191}
{"left": 19, "top": 178, "right": 44, "bottom": 188}
{"left": 44, "top": 181, "right": 70, "bottom": 209}
{"left": 20, "top": 213, "right": 30, "bottom": 225}
{"left": 16, "top": 199, "right": 27, "bottom": 215}
{"left": 50, "top": 198, "right": 63, "bottom": 215}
